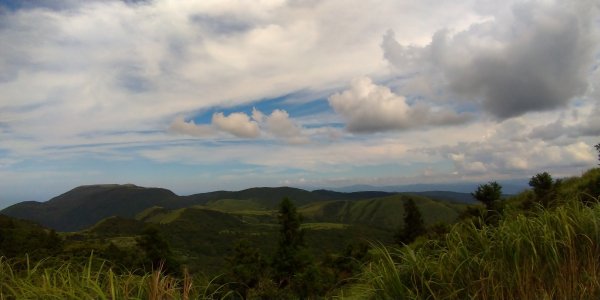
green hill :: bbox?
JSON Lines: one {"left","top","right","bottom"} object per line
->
{"left": 0, "top": 183, "right": 469, "bottom": 234}
{"left": 81, "top": 204, "right": 394, "bottom": 274}
{"left": 86, "top": 216, "right": 146, "bottom": 236}
{"left": 186, "top": 187, "right": 395, "bottom": 209}
{"left": 300, "top": 194, "right": 466, "bottom": 230}
{"left": 355, "top": 168, "right": 600, "bottom": 299}
{"left": 0, "top": 184, "right": 196, "bottom": 231}
{"left": 0, "top": 214, "right": 62, "bottom": 259}
{"left": 0, "top": 185, "right": 398, "bottom": 232}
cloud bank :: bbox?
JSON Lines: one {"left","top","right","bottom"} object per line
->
{"left": 328, "top": 77, "right": 471, "bottom": 133}
{"left": 382, "top": 1, "right": 598, "bottom": 119}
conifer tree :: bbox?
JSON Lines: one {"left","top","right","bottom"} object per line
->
{"left": 472, "top": 181, "right": 502, "bottom": 211}
{"left": 529, "top": 172, "right": 561, "bottom": 207}
{"left": 137, "top": 226, "right": 178, "bottom": 273}
{"left": 227, "top": 239, "right": 265, "bottom": 298}
{"left": 272, "top": 197, "right": 306, "bottom": 288}
{"left": 394, "top": 198, "right": 426, "bottom": 245}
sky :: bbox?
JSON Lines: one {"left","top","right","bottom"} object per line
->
{"left": 0, "top": 0, "right": 599, "bottom": 207}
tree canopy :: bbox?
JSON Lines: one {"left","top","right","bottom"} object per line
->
{"left": 394, "top": 198, "right": 426, "bottom": 245}
{"left": 272, "top": 198, "right": 306, "bottom": 288}
{"left": 472, "top": 181, "right": 502, "bottom": 210}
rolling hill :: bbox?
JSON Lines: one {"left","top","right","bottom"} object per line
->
{"left": 0, "top": 183, "right": 479, "bottom": 275}
{"left": 0, "top": 185, "right": 396, "bottom": 231}
{"left": 84, "top": 205, "right": 393, "bottom": 273}
{"left": 0, "top": 184, "right": 471, "bottom": 232}
{"left": 299, "top": 194, "right": 467, "bottom": 230}
{"left": 0, "top": 184, "right": 193, "bottom": 231}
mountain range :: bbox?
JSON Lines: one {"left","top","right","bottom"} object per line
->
{"left": 0, "top": 184, "right": 474, "bottom": 232}
{"left": 0, "top": 183, "right": 479, "bottom": 274}
{"left": 330, "top": 180, "right": 529, "bottom": 194}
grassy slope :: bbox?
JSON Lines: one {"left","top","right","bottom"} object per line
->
{"left": 85, "top": 204, "right": 395, "bottom": 274}
{"left": 354, "top": 168, "right": 600, "bottom": 300}
{"left": 0, "top": 256, "right": 217, "bottom": 299}
{"left": 299, "top": 194, "right": 466, "bottom": 230}
{"left": 7, "top": 185, "right": 471, "bottom": 275}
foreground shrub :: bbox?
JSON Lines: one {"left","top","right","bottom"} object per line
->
{"left": 357, "top": 203, "right": 600, "bottom": 299}
{"left": 0, "top": 255, "right": 226, "bottom": 299}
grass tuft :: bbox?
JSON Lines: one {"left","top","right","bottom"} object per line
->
{"left": 356, "top": 202, "right": 600, "bottom": 299}
{"left": 0, "top": 256, "right": 222, "bottom": 299}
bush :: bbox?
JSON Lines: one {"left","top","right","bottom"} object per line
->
{"left": 356, "top": 202, "right": 600, "bottom": 299}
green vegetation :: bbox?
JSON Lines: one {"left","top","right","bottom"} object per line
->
{"left": 394, "top": 198, "right": 426, "bottom": 245}
{"left": 0, "top": 215, "right": 62, "bottom": 261}
{"left": 353, "top": 165, "right": 600, "bottom": 299}
{"left": 272, "top": 198, "right": 308, "bottom": 289}
{"left": 472, "top": 181, "right": 502, "bottom": 210}
{"left": 357, "top": 202, "right": 600, "bottom": 299}
{"left": 0, "top": 185, "right": 443, "bottom": 232}
{"left": 528, "top": 172, "right": 561, "bottom": 207}
{"left": 299, "top": 194, "right": 465, "bottom": 230}
{"left": 0, "top": 256, "right": 222, "bottom": 299}
{"left": 3, "top": 162, "right": 599, "bottom": 298}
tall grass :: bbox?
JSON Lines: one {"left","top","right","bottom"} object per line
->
{"left": 356, "top": 202, "right": 600, "bottom": 299}
{"left": 0, "top": 255, "right": 229, "bottom": 299}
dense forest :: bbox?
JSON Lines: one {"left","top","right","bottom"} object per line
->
{"left": 0, "top": 145, "right": 599, "bottom": 299}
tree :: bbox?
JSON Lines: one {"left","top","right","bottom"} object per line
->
{"left": 595, "top": 143, "right": 600, "bottom": 164}
{"left": 272, "top": 198, "right": 307, "bottom": 288}
{"left": 0, "top": 215, "right": 63, "bottom": 260}
{"left": 136, "top": 226, "right": 178, "bottom": 273}
{"left": 472, "top": 181, "right": 502, "bottom": 211}
{"left": 529, "top": 172, "right": 561, "bottom": 207}
{"left": 227, "top": 239, "right": 266, "bottom": 299}
{"left": 394, "top": 198, "right": 426, "bottom": 245}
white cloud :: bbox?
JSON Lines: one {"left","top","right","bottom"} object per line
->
{"left": 328, "top": 77, "right": 471, "bottom": 133}
{"left": 438, "top": 125, "right": 597, "bottom": 177}
{"left": 169, "top": 116, "right": 214, "bottom": 137}
{"left": 264, "top": 109, "right": 309, "bottom": 144}
{"left": 167, "top": 108, "right": 308, "bottom": 143}
{"left": 528, "top": 102, "right": 600, "bottom": 141}
{"left": 212, "top": 112, "right": 260, "bottom": 138}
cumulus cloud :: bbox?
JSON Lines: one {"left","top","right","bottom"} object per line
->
{"left": 264, "top": 109, "right": 309, "bottom": 144}
{"left": 529, "top": 103, "right": 600, "bottom": 141}
{"left": 168, "top": 116, "right": 214, "bottom": 137}
{"left": 438, "top": 122, "right": 597, "bottom": 177}
{"left": 328, "top": 77, "right": 471, "bottom": 133}
{"left": 383, "top": 1, "right": 598, "bottom": 119}
{"left": 212, "top": 112, "right": 260, "bottom": 138}
{"left": 528, "top": 120, "right": 567, "bottom": 141}
{"left": 168, "top": 108, "right": 307, "bottom": 143}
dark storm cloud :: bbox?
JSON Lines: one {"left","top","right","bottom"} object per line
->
{"left": 383, "top": 1, "right": 598, "bottom": 119}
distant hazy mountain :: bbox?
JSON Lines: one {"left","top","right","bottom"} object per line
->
{"left": 330, "top": 180, "right": 528, "bottom": 195}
